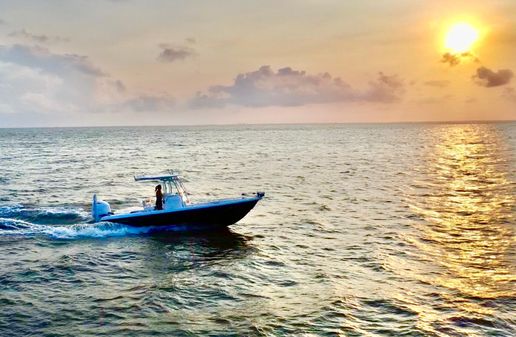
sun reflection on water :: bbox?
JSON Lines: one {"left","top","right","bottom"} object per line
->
{"left": 409, "top": 124, "right": 514, "bottom": 300}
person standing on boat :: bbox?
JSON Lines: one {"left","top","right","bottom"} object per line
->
{"left": 155, "top": 184, "right": 163, "bottom": 210}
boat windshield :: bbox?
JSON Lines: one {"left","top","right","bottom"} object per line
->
{"left": 170, "top": 179, "right": 190, "bottom": 204}
{"left": 135, "top": 175, "right": 190, "bottom": 204}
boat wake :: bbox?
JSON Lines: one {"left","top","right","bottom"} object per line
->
{"left": 0, "top": 204, "right": 90, "bottom": 225}
{"left": 0, "top": 205, "right": 154, "bottom": 239}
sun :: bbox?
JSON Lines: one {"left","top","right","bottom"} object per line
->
{"left": 444, "top": 23, "right": 479, "bottom": 53}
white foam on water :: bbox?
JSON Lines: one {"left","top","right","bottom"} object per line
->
{"left": 0, "top": 218, "right": 157, "bottom": 239}
{"left": 0, "top": 217, "right": 40, "bottom": 234}
{"left": 0, "top": 205, "right": 192, "bottom": 240}
{"left": 43, "top": 222, "right": 155, "bottom": 239}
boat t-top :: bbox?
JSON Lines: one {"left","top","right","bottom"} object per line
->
{"left": 92, "top": 173, "right": 264, "bottom": 230}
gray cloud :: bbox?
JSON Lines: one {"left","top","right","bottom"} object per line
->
{"left": 365, "top": 72, "right": 404, "bottom": 103}
{"left": 441, "top": 52, "right": 477, "bottom": 67}
{"left": 0, "top": 18, "right": 5, "bottom": 25}
{"left": 424, "top": 80, "right": 450, "bottom": 88}
{"left": 189, "top": 66, "right": 404, "bottom": 108}
{"left": 113, "top": 80, "right": 126, "bottom": 92}
{"left": 0, "top": 43, "right": 175, "bottom": 116}
{"left": 9, "top": 29, "right": 69, "bottom": 44}
{"left": 157, "top": 44, "right": 196, "bottom": 63}
{"left": 0, "top": 45, "right": 102, "bottom": 114}
{"left": 474, "top": 67, "right": 513, "bottom": 87}
{"left": 0, "top": 44, "right": 104, "bottom": 77}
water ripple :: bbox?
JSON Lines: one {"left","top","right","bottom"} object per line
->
{"left": 0, "top": 123, "right": 514, "bottom": 336}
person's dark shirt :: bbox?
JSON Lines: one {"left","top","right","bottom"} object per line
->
{"left": 155, "top": 189, "right": 163, "bottom": 210}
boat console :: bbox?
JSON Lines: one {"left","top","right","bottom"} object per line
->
{"left": 163, "top": 194, "right": 184, "bottom": 210}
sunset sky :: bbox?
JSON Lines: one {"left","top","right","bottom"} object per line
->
{"left": 0, "top": 0, "right": 515, "bottom": 127}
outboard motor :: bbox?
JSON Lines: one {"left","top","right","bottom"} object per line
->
{"left": 92, "top": 194, "right": 112, "bottom": 222}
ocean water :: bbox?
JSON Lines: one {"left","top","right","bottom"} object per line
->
{"left": 0, "top": 123, "right": 514, "bottom": 336}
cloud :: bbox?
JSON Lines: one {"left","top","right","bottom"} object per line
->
{"left": 0, "top": 18, "right": 5, "bottom": 25}
{"left": 0, "top": 44, "right": 109, "bottom": 114}
{"left": 440, "top": 52, "right": 477, "bottom": 67}
{"left": 189, "top": 66, "right": 404, "bottom": 108}
{"left": 9, "top": 29, "right": 69, "bottom": 43}
{"left": 113, "top": 79, "right": 126, "bottom": 92}
{"left": 424, "top": 80, "right": 450, "bottom": 88}
{"left": 157, "top": 44, "right": 196, "bottom": 62}
{"left": 365, "top": 72, "right": 404, "bottom": 103}
{"left": 439, "top": 48, "right": 513, "bottom": 88}
{"left": 441, "top": 52, "right": 460, "bottom": 66}
{"left": 0, "top": 61, "right": 70, "bottom": 114}
{"left": 0, "top": 44, "right": 175, "bottom": 116}
{"left": 0, "top": 44, "right": 104, "bottom": 77}
{"left": 474, "top": 67, "right": 513, "bottom": 87}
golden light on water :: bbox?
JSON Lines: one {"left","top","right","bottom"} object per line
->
{"left": 390, "top": 125, "right": 516, "bottom": 333}
{"left": 444, "top": 22, "right": 479, "bottom": 53}
{"left": 411, "top": 125, "right": 515, "bottom": 299}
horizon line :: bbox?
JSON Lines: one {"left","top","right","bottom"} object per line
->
{"left": 0, "top": 119, "right": 514, "bottom": 129}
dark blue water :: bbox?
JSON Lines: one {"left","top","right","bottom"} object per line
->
{"left": 0, "top": 123, "right": 514, "bottom": 336}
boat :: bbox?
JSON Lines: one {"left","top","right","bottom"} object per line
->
{"left": 91, "top": 174, "right": 264, "bottom": 230}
